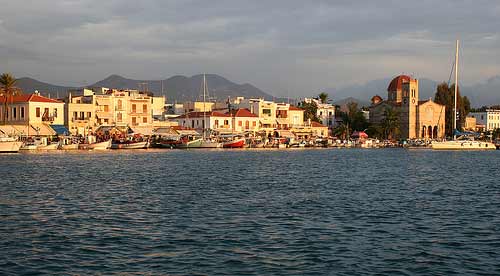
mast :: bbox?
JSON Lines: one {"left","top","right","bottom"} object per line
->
{"left": 203, "top": 74, "right": 206, "bottom": 140}
{"left": 454, "top": 40, "right": 459, "bottom": 139}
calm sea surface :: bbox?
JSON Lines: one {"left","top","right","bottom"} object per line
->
{"left": 1, "top": 149, "right": 499, "bottom": 275}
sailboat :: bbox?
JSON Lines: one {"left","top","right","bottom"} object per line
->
{"left": 198, "top": 74, "right": 222, "bottom": 148}
{"left": 432, "top": 40, "right": 495, "bottom": 150}
{"left": 0, "top": 136, "right": 23, "bottom": 153}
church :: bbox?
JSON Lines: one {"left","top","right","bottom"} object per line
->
{"left": 369, "top": 75, "right": 446, "bottom": 139}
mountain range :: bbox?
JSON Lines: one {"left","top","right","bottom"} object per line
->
{"left": 13, "top": 74, "right": 500, "bottom": 107}
{"left": 15, "top": 74, "right": 274, "bottom": 102}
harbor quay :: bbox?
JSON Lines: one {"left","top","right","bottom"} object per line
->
{"left": 1, "top": 73, "right": 500, "bottom": 152}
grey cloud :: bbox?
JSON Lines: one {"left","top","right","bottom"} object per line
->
{"left": 1, "top": 0, "right": 499, "bottom": 97}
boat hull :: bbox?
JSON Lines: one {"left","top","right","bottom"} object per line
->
{"left": 432, "top": 140, "right": 496, "bottom": 150}
{"left": 223, "top": 138, "right": 245, "bottom": 148}
{"left": 111, "top": 141, "right": 149, "bottom": 149}
{"left": 199, "top": 140, "right": 223, "bottom": 148}
{"left": 0, "top": 141, "right": 23, "bottom": 153}
{"left": 61, "top": 144, "right": 79, "bottom": 150}
{"left": 79, "top": 140, "right": 111, "bottom": 150}
{"left": 177, "top": 139, "right": 203, "bottom": 149}
{"left": 37, "top": 143, "right": 60, "bottom": 150}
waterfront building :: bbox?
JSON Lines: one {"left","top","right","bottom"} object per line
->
{"left": 235, "top": 98, "right": 277, "bottom": 129}
{"left": 66, "top": 87, "right": 164, "bottom": 135}
{"left": 228, "top": 108, "right": 259, "bottom": 132}
{"left": 304, "top": 98, "right": 335, "bottom": 128}
{"left": 464, "top": 116, "right": 477, "bottom": 131}
{"left": 0, "top": 93, "right": 64, "bottom": 136}
{"left": 173, "top": 111, "right": 233, "bottom": 133}
{"left": 369, "top": 75, "right": 446, "bottom": 139}
{"left": 469, "top": 109, "right": 500, "bottom": 131}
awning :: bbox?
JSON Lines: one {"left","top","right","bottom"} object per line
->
{"left": 276, "top": 118, "right": 288, "bottom": 125}
{"left": 176, "top": 129, "right": 199, "bottom": 136}
{"left": 51, "top": 125, "right": 70, "bottom": 135}
{"left": 277, "top": 130, "right": 295, "bottom": 138}
{"left": 0, "top": 125, "right": 19, "bottom": 136}
{"left": 30, "top": 123, "right": 57, "bottom": 136}
{"left": 131, "top": 126, "right": 155, "bottom": 136}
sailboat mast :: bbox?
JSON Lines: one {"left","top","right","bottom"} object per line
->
{"left": 203, "top": 74, "right": 206, "bottom": 139}
{"left": 454, "top": 40, "right": 459, "bottom": 136}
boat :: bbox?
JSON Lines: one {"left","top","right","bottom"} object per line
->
{"left": 223, "top": 137, "right": 245, "bottom": 148}
{"left": 61, "top": 143, "right": 79, "bottom": 150}
{"left": 199, "top": 139, "right": 223, "bottom": 148}
{"left": 37, "top": 143, "right": 60, "bottom": 150}
{"left": 198, "top": 75, "right": 222, "bottom": 148}
{"left": 177, "top": 137, "right": 203, "bottom": 149}
{"left": 432, "top": 40, "right": 496, "bottom": 150}
{"left": 79, "top": 139, "right": 112, "bottom": 150}
{"left": 111, "top": 141, "right": 149, "bottom": 149}
{"left": 0, "top": 136, "right": 23, "bottom": 153}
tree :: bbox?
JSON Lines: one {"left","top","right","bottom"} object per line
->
{"left": 381, "top": 107, "right": 400, "bottom": 140}
{"left": 333, "top": 102, "right": 368, "bottom": 138}
{"left": 299, "top": 101, "right": 321, "bottom": 123}
{"left": 318, "top": 92, "right": 328, "bottom": 104}
{"left": 434, "top": 82, "right": 470, "bottom": 137}
{"left": 0, "top": 73, "right": 22, "bottom": 125}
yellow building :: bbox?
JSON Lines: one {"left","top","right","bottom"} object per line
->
{"left": 369, "top": 75, "right": 446, "bottom": 139}
{"left": 0, "top": 93, "right": 64, "bottom": 136}
{"left": 66, "top": 88, "right": 161, "bottom": 135}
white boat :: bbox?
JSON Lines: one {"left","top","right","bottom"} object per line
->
{"left": 0, "top": 136, "right": 23, "bottom": 153}
{"left": 37, "top": 143, "right": 60, "bottom": 150}
{"left": 432, "top": 40, "right": 495, "bottom": 151}
{"left": 61, "top": 143, "right": 79, "bottom": 150}
{"left": 79, "top": 139, "right": 111, "bottom": 150}
{"left": 199, "top": 140, "right": 223, "bottom": 148}
{"left": 111, "top": 141, "right": 149, "bottom": 149}
{"left": 432, "top": 139, "right": 495, "bottom": 150}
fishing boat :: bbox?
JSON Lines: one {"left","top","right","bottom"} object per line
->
{"left": 61, "top": 143, "right": 79, "bottom": 150}
{"left": 0, "top": 136, "right": 23, "bottom": 153}
{"left": 79, "top": 139, "right": 112, "bottom": 150}
{"left": 198, "top": 74, "right": 222, "bottom": 148}
{"left": 37, "top": 142, "right": 60, "bottom": 150}
{"left": 432, "top": 40, "right": 495, "bottom": 150}
{"left": 177, "top": 136, "right": 203, "bottom": 149}
{"left": 111, "top": 141, "right": 149, "bottom": 149}
{"left": 223, "top": 137, "right": 245, "bottom": 148}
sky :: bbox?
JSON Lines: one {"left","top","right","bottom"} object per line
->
{"left": 1, "top": 0, "right": 499, "bottom": 97}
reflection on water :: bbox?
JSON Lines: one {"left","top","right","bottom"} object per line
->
{"left": 1, "top": 149, "right": 500, "bottom": 275}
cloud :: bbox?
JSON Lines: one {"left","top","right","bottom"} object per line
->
{"left": 1, "top": 0, "right": 499, "bottom": 96}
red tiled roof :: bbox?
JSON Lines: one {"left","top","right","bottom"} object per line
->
{"left": 387, "top": 75, "right": 411, "bottom": 92}
{"left": 176, "top": 111, "right": 231, "bottom": 119}
{"left": 311, "top": 121, "right": 327, "bottom": 127}
{"left": 289, "top": 106, "right": 303, "bottom": 111}
{"left": 171, "top": 126, "right": 195, "bottom": 130}
{"left": 0, "top": 94, "right": 63, "bottom": 103}
{"left": 228, "top": 108, "right": 258, "bottom": 117}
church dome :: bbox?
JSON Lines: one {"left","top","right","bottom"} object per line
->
{"left": 371, "top": 95, "right": 383, "bottom": 105}
{"left": 387, "top": 75, "right": 411, "bottom": 92}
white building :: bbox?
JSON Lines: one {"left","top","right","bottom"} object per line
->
{"left": 304, "top": 98, "right": 335, "bottom": 128}
{"left": 469, "top": 109, "right": 500, "bottom": 131}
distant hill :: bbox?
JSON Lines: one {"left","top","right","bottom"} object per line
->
{"left": 15, "top": 77, "right": 75, "bottom": 98}
{"left": 15, "top": 74, "right": 275, "bottom": 102}
{"left": 91, "top": 74, "right": 274, "bottom": 102}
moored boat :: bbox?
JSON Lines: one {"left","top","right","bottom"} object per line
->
{"left": 432, "top": 139, "right": 495, "bottom": 150}
{"left": 177, "top": 138, "right": 203, "bottom": 149}
{"left": 61, "top": 143, "right": 79, "bottom": 150}
{"left": 111, "top": 141, "right": 149, "bottom": 149}
{"left": 79, "top": 139, "right": 112, "bottom": 150}
{"left": 0, "top": 136, "right": 23, "bottom": 153}
{"left": 223, "top": 138, "right": 245, "bottom": 148}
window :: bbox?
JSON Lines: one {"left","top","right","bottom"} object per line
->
{"left": 117, "top": 113, "right": 122, "bottom": 122}
{"left": 143, "top": 117, "right": 147, "bottom": 123}
{"left": 20, "top": 107, "right": 25, "bottom": 119}
{"left": 132, "top": 117, "right": 137, "bottom": 125}
{"left": 87, "top": 112, "right": 91, "bottom": 119}
{"left": 80, "top": 112, "right": 85, "bottom": 120}
{"left": 54, "top": 108, "right": 58, "bottom": 118}
{"left": 44, "top": 108, "right": 49, "bottom": 118}
{"left": 118, "top": 100, "right": 123, "bottom": 110}
{"left": 238, "top": 121, "right": 242, "bottom": 126}
{"left": 104, "top": 105, "right": 109, "bottom": 112}
{"left": 224, "top": 120, "right": 229, "bottom": 125}
{"left": 215, "top": 120, "right": 219, "bottom": 128}
{"left": 245, "top": 121, "right": 249, "bottom": 129}
{"left": 132, "top": 104, "right": 137, "bottom": 112}
{"left": 36, "top": 107, "right": 41, "bottom": 117}
{"left": 143, "top": 104, "right": 147, "bottom": 113}
{"left": 13, "top": 107, "right": 17, "bottom": 119}
{"left": 263, "top": 109, "right": 271, "bottom": 116}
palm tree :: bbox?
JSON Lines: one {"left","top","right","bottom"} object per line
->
{"left": 0, "top": 73, "right": 22, "bottom": 125}
{"left": 381, "top": 107, "right": 400, "bottom": 140}
{"left": 318, "top": 92, "right": 328, "bottom": 104}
